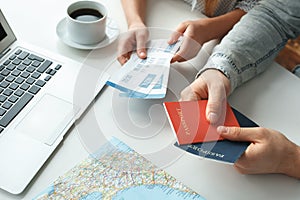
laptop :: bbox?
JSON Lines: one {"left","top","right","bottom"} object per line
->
{"left": 0, "top": 9, "right": 109, "bottom": 194}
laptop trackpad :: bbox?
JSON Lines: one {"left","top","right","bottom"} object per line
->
{"left": 16, "top": 94, "right": 78, "bottom": 146}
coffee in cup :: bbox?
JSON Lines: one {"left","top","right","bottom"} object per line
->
{"left": 69, "top": 8, "right": 103, "bottom": 22}
{"left": 66, "top": 1, "right": 107, "bottom": 45}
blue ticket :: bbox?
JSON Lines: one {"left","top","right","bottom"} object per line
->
{"left": 106, "top": 39, "right": 182, "bottom": 99}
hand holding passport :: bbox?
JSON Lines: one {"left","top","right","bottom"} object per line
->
{"left": 163, "top": 100, "right": 258, "bottom": 163}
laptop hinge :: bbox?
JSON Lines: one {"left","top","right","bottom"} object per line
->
{"left": 0, "top": 47, "right": 11, "bottom": 60}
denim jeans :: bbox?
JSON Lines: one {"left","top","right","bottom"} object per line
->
{"left": 198, "top": 0, "right": 300, "bottom": 93}
{"left": 293, "top": 65, "right": 300, "bottom": 78}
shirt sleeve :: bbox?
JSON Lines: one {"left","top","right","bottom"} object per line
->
{"left": 197, "top": 0, "right": 300, "bottom": 93}
{"left": 234, "top": 0, "right": 260, "bottom": 12}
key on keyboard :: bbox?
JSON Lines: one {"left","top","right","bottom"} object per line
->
{"left": 0, "top": 48, "right": 62, "bottom": 133}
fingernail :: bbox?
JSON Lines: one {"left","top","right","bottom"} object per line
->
{"left": 168, "top": 39, "right": 174, "bottom": 44}
{"left": 217, "top": 126, "right": 227, "bottom": 133}
{"left": 139, "top": 52, "right": 146, "bottom": 57}
{"left": 208, "top": 112, "right": 218, "bottom": 124}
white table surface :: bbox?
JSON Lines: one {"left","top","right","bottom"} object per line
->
{"left": 1, "top": 0, "right": 300, "bottom": 199}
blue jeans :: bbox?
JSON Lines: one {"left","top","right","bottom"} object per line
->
{"left": 293, "top": 65, "right": 300, "bottom": 78}
{"left": 199, "top": 0, "right": 300, "bottom": 92}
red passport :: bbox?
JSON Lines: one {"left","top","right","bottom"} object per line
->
{"left": 163, "top": 100, "right": 239, "bottom": 145}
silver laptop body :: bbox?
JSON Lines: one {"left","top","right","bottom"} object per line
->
{"left": 0, "top": 9, "right": 109, "bottom": 194}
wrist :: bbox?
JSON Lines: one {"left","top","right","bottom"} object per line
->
{"left": 194, "top": 18, "right": 215, "bottom": 44}
{"left": 279, "top": 143, "right": 300, "bottom": 179}
{"left": 288, "top": 146, "right": 300, "bottom": 179}
{"left": 128, "top": 20, "right": 146, "bottom": 30}
{"left": 200, "top": 69, "right": 231, "bottom": 95}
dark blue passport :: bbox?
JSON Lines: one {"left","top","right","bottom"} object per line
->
{"left": 174, "top": 107, "right": 259, "bottom": 163}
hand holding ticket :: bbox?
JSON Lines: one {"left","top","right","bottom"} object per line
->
{"left": 106, "top": 39, "right": 182, "bottom": 99}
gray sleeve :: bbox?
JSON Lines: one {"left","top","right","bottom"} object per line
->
{"left": 234, "top": 0, "right": 260, "bottom": 12}
{"left": 198, "top": 0, "right": 300, "bottom": 93}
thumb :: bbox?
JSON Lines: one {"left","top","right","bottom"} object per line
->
{"left": 217, "top": 126, "right": 259, "bottom": 142}
{"left": 202, "top": 70, "right": 229, "bottom": 124}
{"left": 135, "top": 28, "right": 148, "bottom": 59}
{"left": 205, "top": 84, "right": 227, "bottom": 124}
{"left": 136, "top": 36, "right": 147, "bottom": 59}
{"left": 168, "top": 23, "right": 187, "bottom": 44}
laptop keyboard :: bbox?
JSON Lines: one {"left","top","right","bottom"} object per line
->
{"left": 0, "top": 48, "right": 62, "bottom": 134}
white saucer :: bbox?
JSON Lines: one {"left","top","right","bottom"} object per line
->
{"left": 56, "top": 17, "right": 119, "bottom": 50}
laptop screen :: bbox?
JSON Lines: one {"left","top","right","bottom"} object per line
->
{"left": 0, "top": 9, "right": 16, "bottom": 54}
{"left": 0, "top": 22, "right": 8, "bottom": 42}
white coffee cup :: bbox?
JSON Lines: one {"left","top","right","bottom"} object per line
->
{"left": 66, "top": 0, "right": 107, "bottom": 45}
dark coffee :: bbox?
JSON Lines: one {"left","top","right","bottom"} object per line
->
{"left": 70, "top": 8, "right": 103, "bottom": 22}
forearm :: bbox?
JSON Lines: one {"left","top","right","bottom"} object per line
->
{"left": 199, "top": 0, "right": 300, "bottom": 92}
{"left": 203, "top": 9, "right": 245, "bottom": 42}
{"left": 121, "top": 0, "right": 147, "bottom": 28}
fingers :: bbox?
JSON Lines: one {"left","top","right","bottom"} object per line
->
{"left": 169, "top": 22, "right": 192, "bottom": 63}
{"left": 199, "top": 70, "right": 227, "bottom": 124}
{"left": 168, "top": 22, "right": 188, "bottom": 44}
{"left": 179, "top": 85, "right": 201, "bottom": 101}
{"left": 171, "top": 35, "right": 202, "bottom": 63}
{"left": 170, "top": 21, "right": 203, "bottom": 63}
{"left": 136, "top": 44, "right": 147, "bottom": 60}
{"left": 117, "top": 34, "right": 134, "bottom": 65}
{"left": 117, "top": 27, "right": 148, "bottom": 65}
{"left": 135, "top": 28, "right": 148, "bottom": 59}
{"left": 117, "top": 52, "right": 131, "bottom": 65}
{"left": 206, "top": 84, "right": 226, "bottom": 124}
{"left": 233, "top": 164, "right": 249, "bottom": 174}
{"left": 179, "top": 76, "right": 208, "bottom": 101}
{"left": 217, "top": 126, "right": 262, "bottom": 142}
{"left": 171, "top": 54, "right": 185, "bottom": 63}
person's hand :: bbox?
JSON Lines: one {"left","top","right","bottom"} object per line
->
{"left": 218, "top": 126, "right": 300, "bottom": 178}
{"left": 180, "top": 69, "right": 231, "bottom": 124}
{"left": 117, "top": 23, "right": 149, "bottom": 65}
{"left": 168, "top": 19, "right": 213, "bottom": 63}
